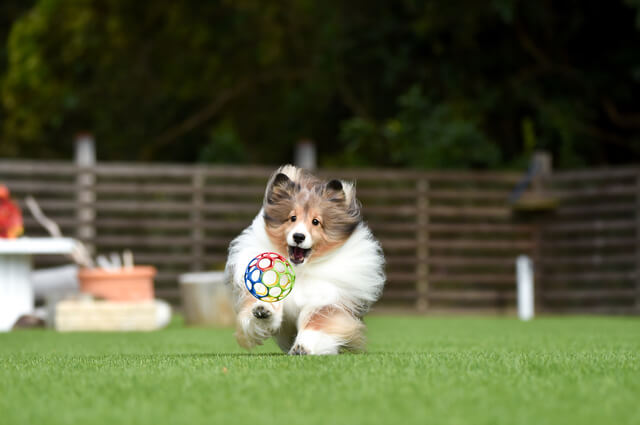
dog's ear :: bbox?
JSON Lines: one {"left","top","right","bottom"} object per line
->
{"left": 322, "top": 178, "right": 362, "bottom": 239}
{"left": 324, "top": 179, "right": 345, "bottom": 203}
{"left": 325, "top": 179, "right": 360, "bottom": 214}
{"left": 263, "top": 171, "right": 296, "bottom": 227}
{"left": 326, "top": 179, "right": 343, "bottom": 192}
{"left": 272, "top": 173, "right": 292, "bottom": 189}
{"left": 265, "top": 172, "right": 294, "bottom": 205}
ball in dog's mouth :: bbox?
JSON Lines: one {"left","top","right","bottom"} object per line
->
{"left": 288, "top": 245, "right": 311, "bottom": 265}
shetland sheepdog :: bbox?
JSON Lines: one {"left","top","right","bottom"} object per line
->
{"left": 224, "top": 165, "right": 385, "bottom": 355}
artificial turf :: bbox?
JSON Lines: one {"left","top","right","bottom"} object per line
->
{"left": 0, "top": 316, "right": 638, "bottom": 425}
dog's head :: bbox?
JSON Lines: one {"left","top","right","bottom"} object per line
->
{"left": 262, "top": 165, "right": 361, "bottom": 265}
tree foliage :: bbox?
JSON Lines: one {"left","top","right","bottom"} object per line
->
{"left": 1, "top": 0, "right": 640, "bottom": 169}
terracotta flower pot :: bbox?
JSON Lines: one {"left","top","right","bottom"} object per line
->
{"left": 78, "top": 266, "right": 156, "bottom": 301}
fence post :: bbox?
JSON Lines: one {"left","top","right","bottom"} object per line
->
{"left": 636, "top": 171, "right": 640, "bottom": 313}
{"left": 416, "top": 178, "right": 429, "bottom": 312}
{"left": 74, "top": 134, "right": 96, "bottom": 256}
{"left": 191, "top": 169, "right": 205, "bottom": 271}
{"left": 530, "top": 151, "right": 552, "bottom": 314}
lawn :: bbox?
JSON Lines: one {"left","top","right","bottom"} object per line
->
{"left": 1, "top": 316, "right": 638, "bottom": 425}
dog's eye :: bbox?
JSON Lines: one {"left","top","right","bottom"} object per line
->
{"left": 312, "top": 218, "right": 320, "bottom": 226}
{"left": 291, "top": 216, "right": 297, "bottom": 222}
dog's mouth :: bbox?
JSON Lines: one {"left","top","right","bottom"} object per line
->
{"left": 288, "top": 245, "right": 311, "bottom": 265}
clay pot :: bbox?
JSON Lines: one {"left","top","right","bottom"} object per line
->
{"left": 78, "top": 266, "right": 156, "bottom": 301}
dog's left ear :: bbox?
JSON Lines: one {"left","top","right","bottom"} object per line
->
{"left": 265, "top": 172, "right": 294, "bottom": 205}
{"left": 325, "top": 179, "right": 346, "bottom": 203}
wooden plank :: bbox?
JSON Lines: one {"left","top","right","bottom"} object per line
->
{"left": 133, "top": 253, "right": 220, "bottom": 264}
{"left": 428, "top": 240, "right": 533, "bottom": 250}
{"left": 371, "top": 305, "right": 518, "bottom": 315}
{"left": 0, "top": 181, "right": 77, "bottom": 193}
{"left": 368, "top": 222, "right": 418, "bottom": 232}
{"left": 384, "top": 256, "right": 418, "bottom": 265}
{"left": 554, "top": 185, "right": 636, "bottom": 199}
{"left": 423, "top": 171, "right": 520, "bottom": 183}
{"left": 24, "top": 217, "right": 81, "bottom": 227}
{"left": 155, "top": 288, "right": 181, "bottom": 300}
{"left": 95, "top": 218, "right": 194, "bottom": 230}
{"left": 94, "top": 163, "right": 273, "bottom": 178}
{"left": 357, "top": 188, "right": 418, "bottom": 199}
{"left": 541, "top": 306, "right": 637, "bottom": 315}
{"left": 429, "top": 273, "right": 515, "bottom": 284}
{"left": 542, "top": 289, "right": 636, "bottom": 300}
{"left": 543, "top": 271, "right": 636, "bottom": 282}
{"left": 428, "top": 189, "right": 511, "bottom": 201}
{"left": 0, "top": 161, "right": 77, "bottom": 174}
{"left": 95, "top": 182, "right": 265, "bottom": 196}
{"left": 429, "top": 206, "right": 511, "bottom": 218}
{"left": 90, "top": 200, "right": 260, "bottom": 214}
{"left": 540, "top": 254, "right": 636, "bottom": 266}
{"left": 202, "top": 203, "right": 261, "bottom": 214}
{"left": 155, "top": 271, "right": 182, "bottom": 282}
{"left": 202, "top": 185, "right": 264, "bottom": 196}
{"left": 91, "top": 200, "right": 192, "bottom": 212}
{"left": 555, "top": 203, "right": 635, "bottom": 216}
{"left": 95, "top": 182, "right": 195, "bottom": 194}
{"left": 378, "top": 239, "right": 418, "bottom": 249}
{"left": 93, "top": 217, "right": 250, "bottom": 231}
{"left": 386, "top": 272, "right": 418, "bottom": 283}
{"left": 543, "top": 237, "right": 636, "bottom": 249}
{"left": 544, "top": 219, "right": 636, "bottom": 233}
{"left": 320, "top": 168, "right": 520, "bottom": 182}
{"left": 427, "top": 223, "right": 533, "bottom": 233}
{"left": 16, "top": 199, "right": 77, "bottom": 211}
{"left": 362, "top": 205, "right": 417, "bottom": 216}
{"left": 380, "top": 289, "right": 419, "bottom": 301}
{"left": 429, "top": 290, "right": 516, "bottom": 302}
{"left": 94, "top": 235, "right": 194, "bottom": 246}
{"left": 427, "top": 256, "right": 518, "bottom": 267}
{"left": 553, "top": 167, "right": 639, "bottom": 182}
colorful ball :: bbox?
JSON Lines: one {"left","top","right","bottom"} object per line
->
{"left": 244, "top": 252, "right": 296, "bottom": 302}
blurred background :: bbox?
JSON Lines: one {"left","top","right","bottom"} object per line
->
{"left": 1, "top": 1, "right": 640, "bottom": 330}
{"left": 1, "top": 0, "right": 640, "bottom": 169}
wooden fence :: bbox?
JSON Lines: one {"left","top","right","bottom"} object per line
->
{"left": 539, "top": 167, "right": 640, "bottom": 314}
{"left": 1, "top": 160, "right": 638, "bottom": 314}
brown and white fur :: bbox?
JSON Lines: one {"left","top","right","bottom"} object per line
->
{"left": 224, "top": 165, "right": 385, "bottom": 355}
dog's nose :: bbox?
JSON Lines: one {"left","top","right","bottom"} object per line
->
{"left": 293, "top": 233, "right": 306, "bottom": 244}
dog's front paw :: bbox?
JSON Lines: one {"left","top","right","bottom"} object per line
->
{"left": 237, "top": 301, "right": 283, "bottom": 347}
{"left": 252, "top": 305, "right": 272, "bottom": 319}
{"left": 289, "top": 344, "right": 308, "bottom": 355}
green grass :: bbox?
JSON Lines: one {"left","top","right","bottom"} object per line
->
{"left": 1, "top": 316, "right": 639, "bottom": 425}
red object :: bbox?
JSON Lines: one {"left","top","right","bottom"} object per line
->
{"left": 78, "top": 266, "right": 157, "bottom": 301}
{"left": 0, "top": 185, "right": 23, "bottom": 238}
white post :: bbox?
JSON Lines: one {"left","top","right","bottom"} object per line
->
{"left": 75, "top": 133, "right": 96, "bottom": 255}
{"left": 517, "top": 255, "right": 534, "bottom": 321}
{"left": 294, "top": 140, "right": 317, "bottom": 170}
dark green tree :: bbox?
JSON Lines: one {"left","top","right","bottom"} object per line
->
{"left": 1, "top": 0, "right": 640, "bottom": 168}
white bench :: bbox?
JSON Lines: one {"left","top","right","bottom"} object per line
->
{"left": 0, "top": 238, "right": 77, "bottom": 331}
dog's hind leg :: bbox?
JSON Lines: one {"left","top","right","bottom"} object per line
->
{"left": 234, "top": 295, "right": 283, "bottom": 349}
{"left": 289, "top": 306, "right": 365, "bottom": 355}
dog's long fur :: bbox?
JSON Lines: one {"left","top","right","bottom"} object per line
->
{"left": 224, "top": 165, "right": 385, "bottom": 355}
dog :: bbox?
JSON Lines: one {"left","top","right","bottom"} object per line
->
{"left": 224, "top": 165, "right": 385, "bottom": 355}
